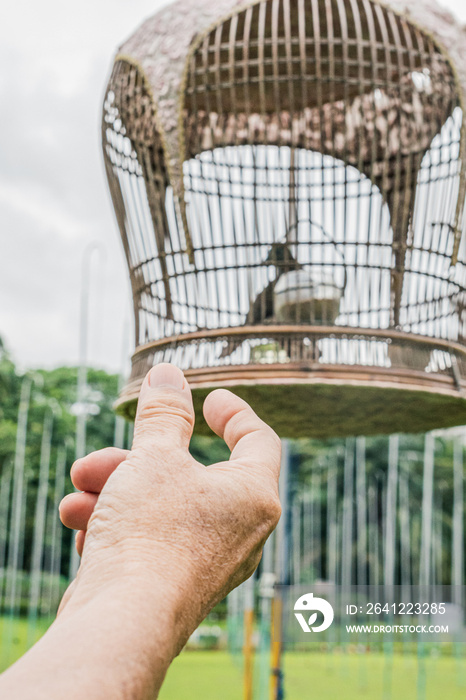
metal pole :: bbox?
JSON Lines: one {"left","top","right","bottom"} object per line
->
{"left": 341, "top": 438, "right": 355, "bottom": 590}
{"left": 48, "top": 445, "right": 67, "bottom": 614}
{"left": 257, "top": 536, "right": 275, "bottom": 700}
{"left": 291, "top": 499, "right": 301, "bottom": 585}
{"left": 355, "top": 437, "right": 367, "bottom": 586}
{"left": 417, "top": 434, "right": 435, "bottom": 700}
{"left": 27, "top": 408, "right": 55, "bottom": 647}
{"left": 70, "top": 242, "right": 104, "bottom": 579}
{"left": 384, "top": 435, "right": 399, "bottom": 591}
{"left": 452, "top": 439, "right": 463, "bottom": 607}
{"left": 5, "top": 377, "right": 32, "bottom": 613}
{"left": 114, "top": 317, "right": 129, "bottom": 449}
{"left": 271, "top": 439, "right": 291, "bottom": 700}
{"left": 243, "top": 574, "right": 255, "bottom": 700}
{"left": 327, "top": 453, "right": 338, "bottom": 585}
{"left": 2, "top": 375, "right": 40, "bottom": 664}
{"left": 369, "top": 481, "right": 379, "bottom": 589}
{"left": 312, "top": 471, "right": 321, "bottom": 581}
{"left": 0, "top": 463, "right": 13, "bottom": 611}
{"left": 76, "top": 243, "right": 103, "bottom": 463}
{"left": 399, "top": 470, "right": 412, "bottom": 599}
{"left": 419, "top": 434, "right": 435, "bottom": 592}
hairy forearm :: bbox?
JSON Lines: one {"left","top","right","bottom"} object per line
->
{"left": 0, "top": 572, "right": 195, "bottom": 700}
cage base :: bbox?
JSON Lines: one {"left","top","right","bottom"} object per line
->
{"left": 115, "top": 367, "right": 466, "bottom": 438}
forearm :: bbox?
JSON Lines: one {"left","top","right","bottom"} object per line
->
{"left": 0, "top": 571, "right": 195, "bottom": 700}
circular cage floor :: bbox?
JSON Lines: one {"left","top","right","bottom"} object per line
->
{"left": 116, "top": 378, "right": 466, "bottom": 439}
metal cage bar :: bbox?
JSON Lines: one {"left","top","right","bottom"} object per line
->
{"left": 102, "top": 0, "right": 466, "bottom": 436}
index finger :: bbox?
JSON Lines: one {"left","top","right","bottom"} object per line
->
{"left": 202, "top": 389, "right": 281, "bottom": 477}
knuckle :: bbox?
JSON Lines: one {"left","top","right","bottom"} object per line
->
{"left": 253, "top": 488, "right": 282, "bottom": 531}
{"left": 268, "top": 496, "right": 282, "bottom": 527}
{"left": 137, "top": 394, "right": 193, "bottom": 430}
{"left": 269, "top": 428, "right": 281, "bottom": 455}
{"left": 135, "top": 405, "right": 193, "bottom": 445}
{"left": 244, "top": 553, "right": 262, "bottom": 581}
{"left": 224, "top": 406, "right": 250, "bottom": 443}
{"left": 262, "top": 422, "right": 281, "bottom": 454}
{"left": 264, "top": 429, "right": 282, "bottom": 474}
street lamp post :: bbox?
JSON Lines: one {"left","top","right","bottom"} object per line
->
{"left": 70, "top": 243, "right": 105, "bottom": 579}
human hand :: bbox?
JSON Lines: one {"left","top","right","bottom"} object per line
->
{"left": 59, "top": 364, "right": 281, "bottom": 644}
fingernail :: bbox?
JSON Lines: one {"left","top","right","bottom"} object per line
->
{"left": 147, "top": 363, "right": 185, "bottom": 390}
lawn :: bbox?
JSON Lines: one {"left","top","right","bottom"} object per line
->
{"left": 283, "top": 651, "right": 466, "bottom": 700}
{"left": 159, "top": 649, "right": 466, "bottom": 700}
{"left": 0, "top": 615, "right": 52, "bottom": 672}
{"left": 2, "top": 621, "right": 466, "bottom": 700}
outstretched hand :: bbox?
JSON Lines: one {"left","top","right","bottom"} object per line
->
{"left": 0, "top": 364, "right": 281, "bottom": 700}
{"left": 59, "top": 363, "right": 281, "bottom": 631}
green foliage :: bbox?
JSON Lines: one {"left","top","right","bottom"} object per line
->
{"left": 0, "top": 344, "right": 21, "bottom": 472}
{"left": 0, "top": 339, "right": 121, "bottom": 578}
{"left": 190, "top": 435, "right": 230, "bottom": 466}
{"left": 287, "top": 432, "right": 465, "bottom": 587}
{"left": 0, "top": 569, "right": 68, "bottom": 617}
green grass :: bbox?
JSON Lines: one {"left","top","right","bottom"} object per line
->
{"left": 283, "top": 651, "right": 466, "bottom": 700}
{"left": 159, "top": 650, "right": 466, "bottom": 700}
{"left": 0, "top": 616, "right": 52, "bottom": 672}
{"left": 2, "top": 620, "right": 466, "bottom": 699}
{"left": 159, "top": 651, "right": 244, "bottom": 700}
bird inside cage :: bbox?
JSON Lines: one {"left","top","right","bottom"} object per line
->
{"left": 104, "top": 0, "right": 466, "bottom": 437}
{"left": 219, "top": 231, "right": 345, "bottom": 358}
{"left": 274, "top": 269, "right": 343, "bottom": 324}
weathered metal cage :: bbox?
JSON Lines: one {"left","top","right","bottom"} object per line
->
{"left": 103, "top": 0, "right": 466, "bottom": 437}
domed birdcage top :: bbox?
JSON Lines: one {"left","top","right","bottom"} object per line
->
{"left": 103, "top": 0, "right": 466, "bottom": 437}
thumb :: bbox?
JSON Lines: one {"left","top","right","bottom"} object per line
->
{"left": 132, "top": 364, "right": 195, "bottom": 451}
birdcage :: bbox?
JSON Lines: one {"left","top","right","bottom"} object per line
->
{"left": 102, "top": 0, "right": 466, "bottom": 437}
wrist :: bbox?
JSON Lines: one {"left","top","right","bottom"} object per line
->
{"left": 60, "top": 545, "right": 206, "bottom": 655}
{"left": 2, "top": 573, "right": 187, "bottom": 700}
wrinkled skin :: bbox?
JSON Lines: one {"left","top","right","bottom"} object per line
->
{"left": 59, "top": 363, "right": 282, "bottom": 646}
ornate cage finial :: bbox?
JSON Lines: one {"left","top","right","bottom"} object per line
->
{"left": 103, "top": 0, "right": 466, "bottom": 437}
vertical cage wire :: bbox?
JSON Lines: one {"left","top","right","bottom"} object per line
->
{"left": 102, "top": 0, "right": 466, "bottom": 433}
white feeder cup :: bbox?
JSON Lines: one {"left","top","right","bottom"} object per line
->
{"left": 274, "top": 269, "right": 343, "bottom": 325}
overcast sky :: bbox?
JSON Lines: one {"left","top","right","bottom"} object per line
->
{"left": 1, "top": 0, "right": 465, "bottom": 375}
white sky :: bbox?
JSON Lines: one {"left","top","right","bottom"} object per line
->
{"left": 0, "top": 0, "right": 465, "bottom": 374}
